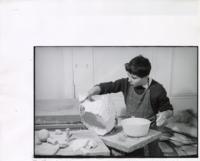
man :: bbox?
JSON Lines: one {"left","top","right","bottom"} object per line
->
{"left": 83, "top": 55, "right": 173, "bottom": 156}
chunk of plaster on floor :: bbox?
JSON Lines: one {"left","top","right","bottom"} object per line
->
{"left": 70, "top": 139, "right": 88, "bottom": 151}
{"left": 38, "top": 129, "right": 50, "bottom": 142}
{"left": 70, "top": 138, "right": 98, "bottom": 152}
{"left": 85, "top": 139, "right": 98, "bottom": 149}
{"left": 55, "top": 129, "right": 63, "bottom": 135}
{"left": 58, "top": 140, "right": 69, "bottom": 148}
{"left": 47, "top": 137, "right": 58, "bottom": 145}
{"left": 65, "top": 128, "right": 72, "bottom": 138}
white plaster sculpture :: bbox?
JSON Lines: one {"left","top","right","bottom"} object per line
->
{"left": 79, "top": 95, "right": 116, "bottom": 136}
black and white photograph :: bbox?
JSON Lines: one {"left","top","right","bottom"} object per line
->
{"left": 34, "top": 46, "right": 198, "bottom": 158}
{"left": 0, "top": 0, "right": 199, "bottom": 161}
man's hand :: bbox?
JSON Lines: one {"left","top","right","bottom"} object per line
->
{"left": 156, "top": 110, "right": 173, "bottom": 127}
{"left": 81, "top": 86, "right": 101, "bottom": 103}
{"left": 80, "top": 95, "right": 94, "bottom": 103}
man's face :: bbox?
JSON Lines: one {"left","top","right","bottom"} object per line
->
{"left": 127, "top": 72, "right": 147, "bottom": 87}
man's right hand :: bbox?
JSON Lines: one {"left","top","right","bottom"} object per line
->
{"left": 80, "top": 95, "right": 94, "bottom": 103}
{"left": 81, "top": 86, "right": 101, "bottom": 103}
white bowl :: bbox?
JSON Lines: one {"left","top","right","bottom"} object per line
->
{"left": 121, "top": 117, "right": 151, "bottom": 137}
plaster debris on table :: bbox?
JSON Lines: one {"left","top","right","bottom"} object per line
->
{"left": 55, "top": 129, "right": 63, "bottom": 135}
{"left": 65, "top": 128, "right": 72, "bottom": 138}
{"left": 47, "top": 137, "right": 58, "bottom": 145}
{"left": 36, "top": 128, "right": 76, "bottom": 146}
{"left": 38, "top": 129, "right": 50, "bottom": 142}
{"left": 58, "top": 140, "right": 69, "bottom": 148}
{"left": 70, "top": 138, "right": 98, "bottom": 152}
{"left": 35, "top": 125, "right": 108, "bottom": 156}
{"left": 85, "top": 139, "right": 98, "bottom": 149}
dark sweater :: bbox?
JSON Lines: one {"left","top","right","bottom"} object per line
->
{"left": 98, "top": 78, "right": 173, "bottom": 114}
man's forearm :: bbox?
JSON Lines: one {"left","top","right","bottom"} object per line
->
{"left": 88, "top": 86, "right": 101, "bottom": 96}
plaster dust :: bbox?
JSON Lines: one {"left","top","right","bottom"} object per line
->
{"left": 69, "top": 138, "right": 98, "bottom": 154}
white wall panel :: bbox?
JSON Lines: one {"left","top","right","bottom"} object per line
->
{"left": 151, "top": 47, "right": 173, "bottom": 95}
{"left": 171, "top": 47, "right": 197, "bottom": 96}
{"left": 72, "top": 47, "right": 94, "bottom": 97}
{"left": 35, "top": 47, "right": 74, "bottom": 100}
{"left": 62, "top": 47, "right": 74, "bottom": 99}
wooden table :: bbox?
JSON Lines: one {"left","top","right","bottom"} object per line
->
{"left": 101, "top": 125, "right": 162, "bottom": 153}
{"left": 35, "top": 129, "right": 110, "bottom": 156}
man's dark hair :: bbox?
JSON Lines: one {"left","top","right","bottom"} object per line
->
{"left": 125, "top": 55, "right": 151, "bottom": 78}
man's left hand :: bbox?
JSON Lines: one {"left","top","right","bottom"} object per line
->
{"left": 156, "top": 110, "right": 173, "bottom": 127}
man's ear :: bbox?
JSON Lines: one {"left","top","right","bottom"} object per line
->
{"left": 145, "top": 75, "right": 150, "bottom": 80}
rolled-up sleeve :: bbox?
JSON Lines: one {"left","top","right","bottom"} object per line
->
{"left": 158, "top": 86, "right": 173, "bottom": 112}
{"left": 97, "top": 79, "right": 124, "bottom": 95}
